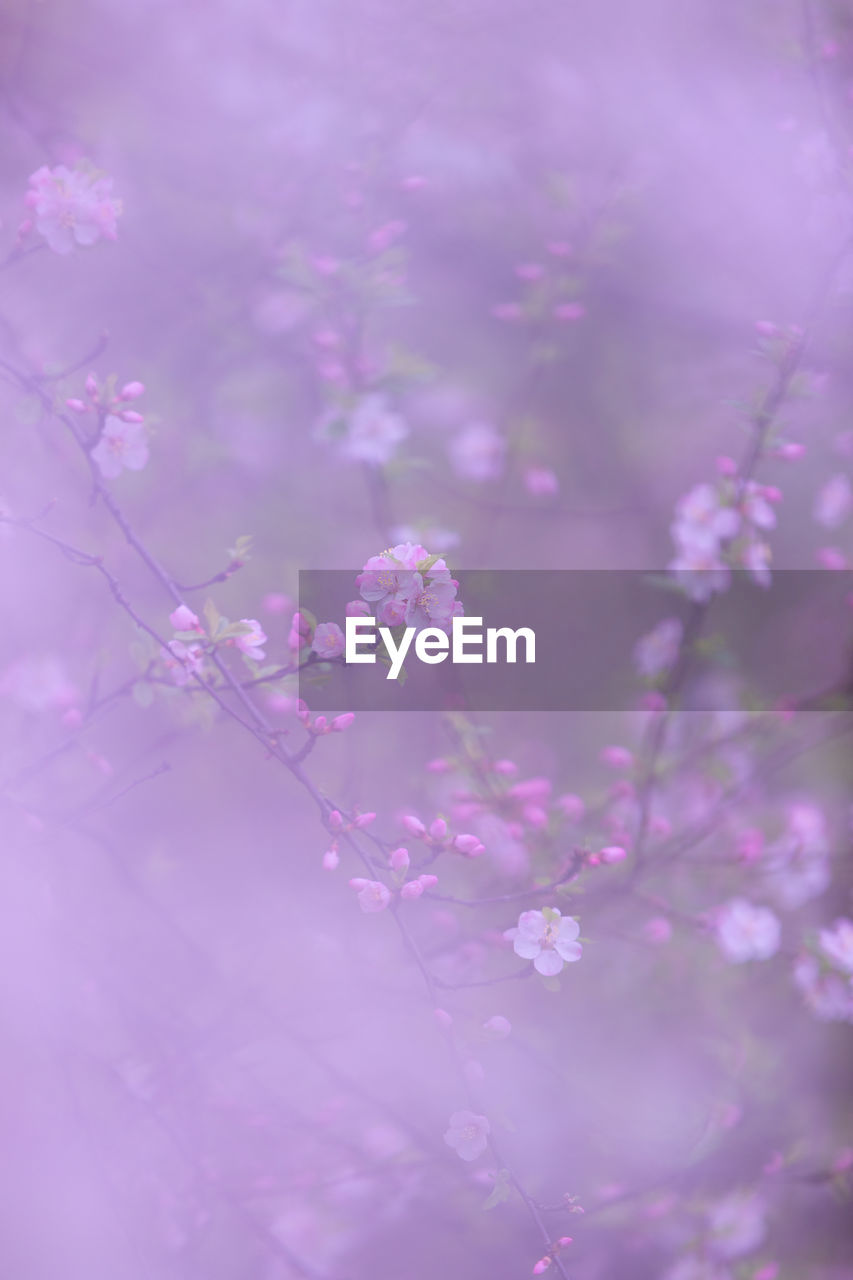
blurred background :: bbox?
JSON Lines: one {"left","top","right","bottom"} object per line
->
{"left": 0, "top": 1, "right": 852, "bottom": 1277}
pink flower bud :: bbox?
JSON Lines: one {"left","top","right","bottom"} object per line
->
{"left": 557, "top": 793, "right": 585, "bottom": 820}
{"left": 353, "top": 811, "right": 376, "bottom": 828}
{"left": 331, "top": 712, "right": 355, "bottom": 731}
{"left": 483, "top": 1015, "right": 511, "bottom": 1038}
{"left": 313, "top": 715, "right": 328, "bottom": 734}
{"left": 390, "top": 847, "right": 410, "bottom": 871}
{"left": 507, "top": 776, "right": 551, "bottom": 801}
{"left": 754, "top": 320, "right": 778, "bottom": 337}
{"left": 402, "top": 814, "right": 427, "bottom": 838}
{"left": 400, "top": 879, "right": 425, "bottom": 899}
{"left": 345, "top": 598, "right": 371, "bottom": 617}
{"left": 85, "top": 373, "right": 99, "bottom": 398}
{"left": 118, "top": 381, "right": 145, "bottom": 400}
{"left": 493, "top": 758, "right": 518, "bottom": 776}
{"left": 600, "top": 746, "right": 632, "bottom": 770}
{"left": 775, "top": 441, "right": 805, "bottom": 460}
{"left": 426, "top": 756, "right": 451, "bottom": 773}
{"left": 557, "top": 1237, "right": 573, "bottom": 1248}
{"left": 533, "top": 1259, "right": 552, "bottom": 1274}
{"left": 328, "top": 810, "right": 344, "bottom": 830}
{"left": 716, "top": 454, "right": 738, "bottom": 476}
{"left": 429, "top": 817, "right": 448, "bottom": 840}
{"left": 118, "top": 409, "right": 144, "bottom": 423}
{"left": 418, "top": 874, "right": 438, "bottom": 889}
{"left": 169, "top": 604, "right": 201, "bottom": 632}
{"left": 322, "top": 848, "right": 339, "bottom": 871}
{"left": 643, "top": 916, "right": 672, "bottom": 944}
{"left": 65, "top": 398, "right": 88, "bottom": 412}
{"left": 600, "top": 845, "right": 627, "bottom": 864}
{"left": 452, "top": 833, "right": 485, "bottom": 856}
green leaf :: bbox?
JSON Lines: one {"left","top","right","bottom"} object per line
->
{"left": 482, "top": 1169, "right": 512, "bottom": 1211}
{"left": 203, "top": 597, "right": 222, "bottom": 638}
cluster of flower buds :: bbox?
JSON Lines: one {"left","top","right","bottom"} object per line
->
{"left": 532, "top": 1238, "right": 573, "bottom": 1273}
{"left": 66, "top": 372, "right": 145, "bottom": 420}
{"left": 322, "top": 807, "right": 376, "bottom": 872}
{"left": 388, "top": 846, "right": 438, "bottom": 898}
{"left": 295, "top": 701, "right": 355, "bottom": 735}
{"left": 400, "top": 813, "right": 485, "bottom": 857}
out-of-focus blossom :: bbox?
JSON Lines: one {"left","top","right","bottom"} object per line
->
{"left": 162, "top": 640, "right": 205, "bottom": 687}
{"left": 524, "top": 466, "right": 559, "bottom": 497}
{"left": 0, "top": 655, "right": 79, "bottom": 712}
{"left": 715, "top": 899, "right": 780, "bottom": 963}
{"left": 634, "top": 617, "right": 683, "bottom": 679}
{"left": 762, "top": 803, "right": 830, "bottom": 909}
{"left": 448, "top": 422, "right": 506, "bottom": 482}
{"left": 794, "top": 917, "right": 853, "bottom": 1023}
{"left": 505, "top": 908, "right": 582, "bottom": 976}
{"left": 814, "top": 473, "right": 852, "bottom": 528}
{"left": 707, "top": 1191, "right": 766, "bottom": 1259}
{"left": 91, "top": 416, "right": 149, "bottom": 479}
{"left": 391, "top": 523, "right": 460, "bottom": 552}
{"left": 26, "top": 163, "right": 121, "bottom": 254}
{"left": 818, "top": 918, "right": 853, "bottom": 973}
{"left": 331, "top": 393, "right": 409, "bottom": 465}
{"left": 443, "top": 1110, "right": 490, "bottom": 1161}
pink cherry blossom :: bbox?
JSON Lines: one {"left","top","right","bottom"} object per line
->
{"left": 26, "top": 164, "right": 121, "bottom": 254}
{"left": 311, "top": 622, "right": 345, "bottom": 659}
{"left": 443, "top": 1110, "right": 490, "bottom": 1161}
{"left": 634, "top": 617, "right": 683, "bottom": 678}
{"left": 707, "top": 1191, "right": 766, "bottom": 1259}
{"left": 234, "top": 620, "right": 267, "bottom": 662}
{"left": 715, "top": 899, "right": 780, "bottom": 963}
{"left": 504, "top": 908, "right": 583, "bottom": 975}
{"left": 91, "top": 416, "right": 149, "bottom": 479}
{"left": 448, "top": 422, "right": 506, "bottom": 483}
{"left": 814, "top": 473, "right": 852, "bottom": 528}
{"left": 349, "top": 879, "right": 392, "bottom": 913}
{"left": 341, "top": 393, "right": 408, "bottom": 465}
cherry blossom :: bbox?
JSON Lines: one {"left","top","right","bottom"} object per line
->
{"left": 813, "top": 473, "right": 851, "bottom": 528}
{"left": 234, "top": 620, "right": 267, "bottom": 662}
{"left": 448, "top": 422, "right": 506, "bottom": 482}
{"left": 715, "top": 899, "right": 781, "bottom": 963}
{"left": 633, "top": 617, "right": 684, "bottom": 679}
{"left": 340, "top": 393, "right": 409, "bottom": 465}
{"left": 349, "top": 879, "right": 392, "bottom": 913}
{"left": 26, "top": 163, "right": 121, "bottom": 254}
{"left": 91, "top": 416, "right": 149, "bottom": 479}
{"left": 505, "top": 908, "right": 583, "bottom": 976}
{"left": 443, "top": 1110, "right": 490, "bottom": 1161}
{"left": 707, "top": 1191, "right": 766, "bottom": 1259}
{"left": 312, "top": 622, "right": 345, "bottom": 659}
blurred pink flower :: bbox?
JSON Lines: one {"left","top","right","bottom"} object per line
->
{"left": 715, "top": 899, "right": 780, "bottom": 963}
{"left": 443, "top": 1110, "right": 490, "bottom": 1161}
{"left": 26, "top": 163, "right": 121, "bottom": 254}
{"left": 91, "top": 416, "right": 149, "bottom": 479}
